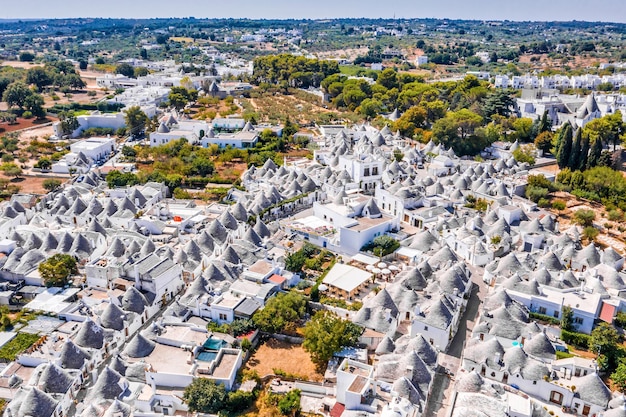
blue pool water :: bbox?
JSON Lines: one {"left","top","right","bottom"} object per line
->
{"left": 203, "top": 338, "right": 226, "bottom": 350}
{"left": 197, "top": 351, "right": 218, "bottom": 362}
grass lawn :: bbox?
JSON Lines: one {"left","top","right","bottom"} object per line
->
{"left": 0, "top": 333, "right": 41, "bottom": 361}
{"left": 246, "top": 338, "right": 323, "bottom": 382}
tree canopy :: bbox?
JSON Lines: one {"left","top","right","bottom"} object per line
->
{"left": 302, "top": 310, "right": 362, "bottom": 370}
{"left": 182, "top": 378, "right": 227, "bottom": 414}
{"left": 38, "top": 254, "right": 78, "bottom": 287}
{"left": 252, "top": 292, "right": 307, "bottom": 334}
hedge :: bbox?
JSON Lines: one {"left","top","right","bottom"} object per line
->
{"left": 561, "top": 329, "right": 591, "bottom": 349}
{"left": 529, "top": 312, "right": 560, "bottom": 326}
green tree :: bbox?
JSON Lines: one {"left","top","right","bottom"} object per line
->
{"left": 482, "top": 89, "right": 515, "bottom": 121}
{"left": 252, "top": 292, "right": 307, "bottom": 334}
{"left": 556, "top": 123, "right": 573, "bottom": 169}
{"left": 377, "top": 68, "right": 399, "bottom": 89}
{"left": 285, "top": 250, "right": 307, "bottom": 273}
{"left": 0, "top": 163, "right": 22, "bottom": 179}
{"left": 182, "top": 378, "right": 227, "bottom": 414}
{"left": 134, "top": 67, "right": 149, "bottom": 78}
{"left": 2, "top": 82, "right": 31, "bottom": 109}
{"left": 278, "top": 389, "right": 301, "bottom": 416}
{"left": 106, "top": 170, "right": 140, "bottom": 188}
{"left": 590, "top": 322, "right": 621, "bottom": 371}
{"left": 588, "top": 137, "right": 603, "bottom": 169}
{"left": 303, "top": 310, "right": 362, "bottom": 370}
{"left": 59, "top": 111, "right": 80, "bottom": 136}
{"left": 534, "top": 131, "right": 554, "bottom": 154}
{"left": 610, "top": 360, "right": 626, "bottom": 393}
{"left": 124, "top": 106, "right": 148, "bottom": 136}
{"left": 394, "top": 106, "right": 427, "bottom": 137}
{"left": 578, "top": 135, "right": 590, "bottom": 171}
{"left": 38, "top": 254, "right": 78, "bottom": 287}
{"left": 115, "top": 63, "right": 135, "bottom": 78}
{"left": 19, "top": 52, "right": 35, "bottom": 62}
{"left": 42, "top": 179, "right": 61, "bottom": 191}
{"left": 561, "top": 305, "right": 574, "bottom": 332}
{"left": 568, "top": 128, "right": 583, "bottom": 170}
{"left": 36, "top": 158, "right": 52, "bottom": 170}
{"left": 24, "top": 93, "right": 46, "bottom": 119}
{"left": 26, "top": 67, "right": 53, "bottom": 90}
{"left": 282, "top": 118, "right": 298, "bottom": 140}
{"left": 538, "top": 110, "right": 551, "bottom": 133}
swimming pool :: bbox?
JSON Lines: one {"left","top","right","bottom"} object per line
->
{"left": 197, "top": 351, "right": 218, "bottom": 362}
{"left": 203, "top": 337, "right": 226, "bottom": 350}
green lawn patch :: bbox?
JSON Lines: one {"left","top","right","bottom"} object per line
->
{"left": 0, "top": 333, "right": 40, "bottom": 361}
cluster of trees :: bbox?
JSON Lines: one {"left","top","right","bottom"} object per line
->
{"left": 183, "top": 378, "right": 257, "bottom": 415}
{"left": 557, "top": 166, "right": 626, "bottom": 210}
{"left": 320, "top": 69, "right": 525, "bottom": 155}
{"left": 24, "top": 60, "right": 85, "bottom": 91}
{"left": 252, "top": 54, "right": 340, "bottom": 89}
{"left": 168, "top": 86, "right": 199, "bottom": 111}
{"left": 252, "top": 292, "right": 307, "bottom": 334}
{"left": 2, "top": 82, "right": 45, "bottom": 119}
{"left": 115, "top": 63, "right": 149, "bottom": 79}
{"left": 554, "top": 112, "right": 625, "bottom": 173}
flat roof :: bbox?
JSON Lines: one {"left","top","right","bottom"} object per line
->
{"left": 323, "top": 264, "right": 372, "bottom": 293}
{"left": 347, "top": 215, "right": 390, "bottom": 232}
{"left": 211, "top": 351, "right": 239, "bottom": 379}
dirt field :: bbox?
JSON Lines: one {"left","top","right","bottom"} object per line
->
{"left": 0, "top": 117, "right": 55, "bottom": 135}
{"left": 246, "top": 338, "right": 323, "bottom": 382}
{"left": 8, "top": 175, "right": 67, "bottom": 194}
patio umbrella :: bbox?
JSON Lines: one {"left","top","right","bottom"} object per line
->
{"left": 382, "top": 268, "right": 391, "bottom": 275}
{"left": 365, "top": 265, "right": 375, "bottom": 271}
{"left": 378, "top": 262, "right": 388, "bottom": 268}
{"left": 388, "top": 265, "right": 399, "bottom": 271}
{"left": 372, "top": 268, "right": 382, "bottom": 274}
{"left": 318, "top": 284, "right": 329, "bottom": 292}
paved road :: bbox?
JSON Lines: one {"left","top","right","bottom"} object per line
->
{"left": 424, "top": 265, "right": 488, "bottom": 417}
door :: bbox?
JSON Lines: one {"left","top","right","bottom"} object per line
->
{"left": 582, "top": 405, "right": 590, "bottom": 416}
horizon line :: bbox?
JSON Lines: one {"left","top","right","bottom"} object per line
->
{"left": 0, "top": 16, "right": 624, "bottom": 24}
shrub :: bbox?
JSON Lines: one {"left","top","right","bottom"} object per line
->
{"left": 556, "top": 351, "right": 575, "bottom": 360}
{"left": 608, "top": 210, "right": 624, "bottom": 222}
{"left": 526, "top": 186, "right": 549, "bottom": 203}
{"left": 552, "top": 200, "right": 566, "bottom": 210}
{"left": 583, "top": 226, "right": 599, "bottom": 242}
{"left": 574, "top": 209, "right": 595, "bottom": 227}
{"left": 22, "top": 111, "right": 33, "bottom": 119}
{"left": 561, "top": 329, "right": 591, "bottom": 349}
{"left": 538, "top": 198, "right": 551, "bottom": 208}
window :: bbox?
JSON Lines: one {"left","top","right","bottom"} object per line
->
{"left": 574, "top": 317, "right": 584, "bottom": 325}
{"left": 364, "top": 168, "right": 370, "bottom": 177}
{"left": 372, "top": 167, "right": 379, "bottom": 175}
{"left": 550, "top": 391, "right": 563, "bottom": 405}
{"left": 553, "top": 310, "right": 559, "bottom": 318}
{"left": 538, "top": 306, "right": 547, "bottom": 315}
{"left": 219, "top": 313, "right": 227, "bottom": 321}
{"left": 424, "top": 326, "right": 428, "bottom": 331}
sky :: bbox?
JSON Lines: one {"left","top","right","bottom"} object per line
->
{"left": 2, "top": 0, "right": 626, "bottom": 23}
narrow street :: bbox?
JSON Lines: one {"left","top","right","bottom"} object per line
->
{"left": 425, "top": 265, "right": 487, "bottom": 417}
